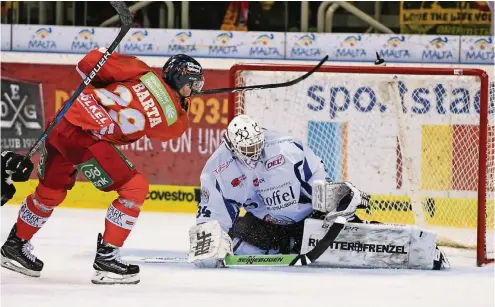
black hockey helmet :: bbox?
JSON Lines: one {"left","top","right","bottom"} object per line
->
{"left": 162, "top": 54, "right": 204, "bottom": 98}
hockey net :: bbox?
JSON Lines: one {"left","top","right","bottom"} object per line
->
{"left": 230, "top": 64, "right": 494, "bottom": 266}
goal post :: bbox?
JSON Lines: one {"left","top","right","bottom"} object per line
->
{"left": 229, "top": 64, "right": 494, "bottom": 266}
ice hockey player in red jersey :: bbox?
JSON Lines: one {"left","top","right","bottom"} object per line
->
{"left": 0, "top": 48, "right": 204, "bottom": 284}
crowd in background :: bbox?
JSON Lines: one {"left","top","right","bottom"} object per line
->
{"left": 1, "top": 1, "right": 494, "bottom": 35}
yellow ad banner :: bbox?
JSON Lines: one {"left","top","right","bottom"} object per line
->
{"left": 7, "top": 180, "right": 493, "bottom": 229}
{"left": 400, "top": 1, "right": 492, "bottom": 35}
{"left": 6, "top": 180, "right": 200, "bottom": 213}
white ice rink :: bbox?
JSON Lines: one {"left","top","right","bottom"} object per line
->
{"left": 1, "top": 205, "right": 494, "bottom": 307}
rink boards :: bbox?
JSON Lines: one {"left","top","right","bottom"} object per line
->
{"left": 7, "top": 179, "right": 493, "bottom": 229}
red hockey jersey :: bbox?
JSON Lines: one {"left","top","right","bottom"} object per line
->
{"left": 63, "top": 48, "right": 189, "bottom": 145}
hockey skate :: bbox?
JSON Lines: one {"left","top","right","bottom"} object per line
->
{"left": 91, "top": 233, "right": 140, "bottom": 285}
{"left": 1, "top": 224, "right": 43, "bottom": 277}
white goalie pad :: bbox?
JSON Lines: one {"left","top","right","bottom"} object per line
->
{"left": 300, "top": 218, "right": 438, "bottom": 270}
{"left": 187, "top": 220, "right": 233, "bottom": 267}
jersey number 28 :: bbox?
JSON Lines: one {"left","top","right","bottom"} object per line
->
{"left": 94, "top": 86, "right": 146, "bottom": 135}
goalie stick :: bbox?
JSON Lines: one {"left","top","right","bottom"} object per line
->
{"left": 23, "top": 1, "right": 132, "bottom": 160}
{"left": 123, "top": 216, "right": 346, "bottom": 267}
{"left": 193, "top": 55, "right": 329, "bottom": 96}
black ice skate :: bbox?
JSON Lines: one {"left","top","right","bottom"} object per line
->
{"left": 91, "top": 233, "right": 140, "bottom": 285}
{"left": 1, "top": 224, "right": 43, "bottom": 277}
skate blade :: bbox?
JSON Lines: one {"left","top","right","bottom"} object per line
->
{"left": 91, "top": 270, "right": 140, "bottom": 285}
{"left": 1, "top": 255, "right": 41, "bottom": 277}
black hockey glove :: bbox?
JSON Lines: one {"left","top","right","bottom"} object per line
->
{"left": 1, "top": 151, "right": 34, "bottom": 182}
{"left": 1, "top": 180, "right": 16, "bottom": 206}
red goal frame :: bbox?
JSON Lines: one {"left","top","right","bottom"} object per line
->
{"left": 228, "top": 63, "right": 493, "bottom": 266}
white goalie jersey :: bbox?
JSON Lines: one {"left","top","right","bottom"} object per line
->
{"left": 196, "top": 130, "right": 327, "bottom": 232}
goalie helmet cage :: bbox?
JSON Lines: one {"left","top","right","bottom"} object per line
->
{"left": 228, "top": 64, "right": 494, "bottom": 266}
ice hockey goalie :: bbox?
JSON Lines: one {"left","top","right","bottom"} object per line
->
{"left": 188, "top": 115, "right": 450, "bottom": 270}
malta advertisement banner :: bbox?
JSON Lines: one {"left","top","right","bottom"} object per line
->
{"left": 119, "top": 28, "right": 285, "bottom": 59}
{"left": 11, "top": 24, "right": 119, "bottom": 53}
{"left": 1, "top": 77, "right": 45, "bottom": 151}
{"left": 286, "top": 32, "right": 341, "bottom": 61}
{"left": 400, "top": 1, "right": 493, "bottom": 35}
{"left": 1, "top": 24, "right": 11, "bottom": 51}
{"left": 286, "top": 33, "right": 461, "bottom": 64}
{"left": 4, "top": 24, "right": 493, "bottom": 64}
{"left": 459, "top": 36, "right": 494, "bottom": 64}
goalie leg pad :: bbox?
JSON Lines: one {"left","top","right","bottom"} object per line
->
{"left": 301, "top": 218, "right": 439, "bottom": 270}
{"left": 188, "top": 221, "right": 233, "bottom": 268}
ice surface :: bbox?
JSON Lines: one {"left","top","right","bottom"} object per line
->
{"left": 1, "top": 206, "right": 494, "bottom": 307}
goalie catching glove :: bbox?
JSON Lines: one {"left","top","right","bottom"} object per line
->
{"left": 187, "top": 220, "right": 233, "bottom": 268}
{"left": 312, "top": 180, "right": 370, "bottom": 225}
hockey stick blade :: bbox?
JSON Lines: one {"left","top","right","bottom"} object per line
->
{"left": 123, "top": 254, "right": 302, "bottom": 266}
{"left": 195, "top": 55, "right": 329, "bottom": 96}
{"left": 123, "top": 217, "right": 345, "bottom": 267}
{"left": 24, "top": 1, "right": 132, "bottom": 160}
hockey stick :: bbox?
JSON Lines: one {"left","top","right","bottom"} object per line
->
{"left": 23, "top": 1, "right": 132, "bottom": 160}
{"left": 193, "top": 55, "right": 329, "bottom": 96}
{"left": 124, "top": 217, "right": 345, "bottom": 267}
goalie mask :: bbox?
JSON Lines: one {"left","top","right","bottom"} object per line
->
{"left": 223, "top": 115, "right": 264, "bottom": 168}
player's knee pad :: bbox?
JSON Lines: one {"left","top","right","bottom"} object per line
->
{"left": 33, "top": 182, "right": 68, "bottom": 210}
{"left": 116, "top": 173, "right": 149, "bottom": 210}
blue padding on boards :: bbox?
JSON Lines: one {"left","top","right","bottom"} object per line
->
{"left": 307, "top": 121, "right": 344, "bottom": 182}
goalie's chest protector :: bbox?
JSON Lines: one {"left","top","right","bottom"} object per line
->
{"left": 235, "top": 134, "right": 313, "bottom": 225}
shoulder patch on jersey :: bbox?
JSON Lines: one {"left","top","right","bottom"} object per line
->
{"left": 265, "top": 154, "right": 285, "bottom": 170}
{"left": 140, "top": 72, "right": 178, "bottom": 126}
{"left": 200, "top": 187, "right": 210, "bottom": 203}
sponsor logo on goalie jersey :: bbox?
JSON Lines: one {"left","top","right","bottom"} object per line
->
{"left": 308, "top": 238, "right": 408, "bottom": 254}
{"left": 231, "top": 174, "right": 247, "bottom": 187}
{"left": 253, "top": 177, "right": 265, "bottom": 187}
{"left": 261, "top": 184, "right": 297, "bottom": 210}
{"left": 265, "top": 154, "right": 285, "bottom": 170}
{"left": 213, "top": 158, "right": 235, "bottom": 175}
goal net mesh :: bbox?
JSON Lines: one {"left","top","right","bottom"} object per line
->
{"left": 232, "top": 65, "right": 494, "bottom": 265}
